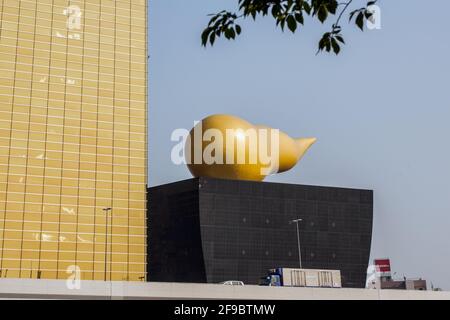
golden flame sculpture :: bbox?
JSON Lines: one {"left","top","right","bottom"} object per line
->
{"left": 185, "top": 114, "right": 316, "bottom": 181}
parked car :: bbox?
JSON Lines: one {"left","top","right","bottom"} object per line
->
{"left": 220, "top": 280, "right": 245, "bottom": 286}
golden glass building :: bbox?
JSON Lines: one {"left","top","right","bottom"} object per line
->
{"left": 0, "top": 0, "right": 147, "bottom": 281}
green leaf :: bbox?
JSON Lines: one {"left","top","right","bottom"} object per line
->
{"left": 201, "top": 28, "right": 210, "bottom": 46}
{"left": 317, "top": 5, "right": 328, "bottom": 23}
{"left": 349, "top": 9, "right": 359, "bottom": 22}
{"left": 318, "top": 39, "right": 326, "bottom": 51}
{"left": 303, "top": 1, "right": 312, "bottom": 15}
{"left": 331, "top": 37, "right": 340, "bottom": 55}
{"left": 335, "top": 35, "right": 345, "bottom": 44}
{"left": 318, "top": 33, "right": 330, "bottom": 53}
{"left": 229, "top": 28, "right": 236, "bottom": 39}
{"left": 225, "top": 27, "right": 236, "bottom": 40}
{"left": 280, "top": 17, "right": 286, "bottom": 31}
{"left": 327, "top": 1, "right": 338, "bottom": 15}
{"left": 271, "top": 4, "right": 280, "bottom": 18}
{"left": 235, "top": 24, "right": 242, "bottom": 35}
{"left": 208, "top": 15, "right": 220, "bottom": 27}
{"left": 365, "top": 10, "right": 373, "bottom": 19}
{"left": 287, "top": 15, "right": 297, "bottom": 33}
{"left": 356, "top": 12, "right": 364, "bottom": 31}
{"left": 295, "top": 13, "right": 304, "bottom": 25}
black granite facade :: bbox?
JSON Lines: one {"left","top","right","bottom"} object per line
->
{"left": 148, "top": 177, "right": 373, "bottom": 288}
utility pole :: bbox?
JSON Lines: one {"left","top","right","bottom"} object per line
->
{"left": 103, "top": 207, "right": 112, "bottom": 281}
{"left": 290, "top": 219, "right": 303, "bottom": 269}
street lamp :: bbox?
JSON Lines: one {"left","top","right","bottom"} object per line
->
{"left": 289, "top": 218, "right": 303, "bottom": 269}
{"left": 103, "top": 207, "right": 112, "bottom": 281}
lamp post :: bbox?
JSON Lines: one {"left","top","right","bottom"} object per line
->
{"left": 289, "top": 218, "right": 303, "bottom": 269}
{"left": 103, "top": 207, "right": 112, "bottom": 281}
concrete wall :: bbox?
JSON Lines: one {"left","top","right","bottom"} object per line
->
{"left": 0, "top": 279, "right": 449, "bottom": 300}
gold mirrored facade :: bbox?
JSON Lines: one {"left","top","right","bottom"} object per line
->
{"left": 0, "top": 0, "right": 147, "bottom": 281}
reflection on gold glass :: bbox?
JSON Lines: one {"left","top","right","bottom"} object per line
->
{"left": 0, "top": 0, "right": 147, "bottom": 281}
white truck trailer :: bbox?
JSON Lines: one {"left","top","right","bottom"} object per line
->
{"left": 260, "top": 268, "right": 342, "bottom": 288}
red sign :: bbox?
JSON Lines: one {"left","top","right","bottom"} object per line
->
{"left": 374, "top": 259, "right": 391, "bottom": 273}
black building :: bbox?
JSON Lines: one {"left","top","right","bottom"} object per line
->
{"left": 148, "top": 177, "right": 373, "bottom": 288}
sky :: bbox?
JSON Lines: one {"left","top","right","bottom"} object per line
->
{"left": 148, "top": 1, "right": 450, "bottom": 289}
